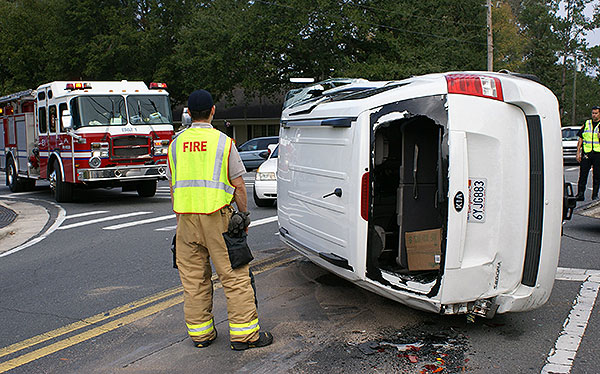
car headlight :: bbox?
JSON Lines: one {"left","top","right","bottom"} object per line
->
{"left": 256, "top": 172, "right": 276, "bottom": 181}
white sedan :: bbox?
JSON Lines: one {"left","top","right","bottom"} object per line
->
{"left": 253, "top": 145, "right": 278, "bottom": 207}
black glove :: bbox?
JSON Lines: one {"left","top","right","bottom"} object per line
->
{"left": 228, "top": 211, "right": 251, "bottom": 237}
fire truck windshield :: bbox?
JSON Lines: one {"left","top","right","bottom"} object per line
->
{"left": 127, "top": 95, "right": 172, "bottom": 125}
{"left": 70, "top": 94, "right": 172, "bottom": 128}
{"left": 72, "top": 95, "right": 127, "bottom": 127}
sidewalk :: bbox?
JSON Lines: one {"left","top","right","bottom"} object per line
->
{"left": 0, "top": 199, "right": 49, "bottom": 255}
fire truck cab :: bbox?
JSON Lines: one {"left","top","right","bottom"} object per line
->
{"left": 1, "top": 81, "right": 174, "bottom": 202}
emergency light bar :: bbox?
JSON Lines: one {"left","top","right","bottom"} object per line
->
{"left": 149, "top": 82, "right": 167, "bottom": 89}
{"left": 66, "top": 83, "right": 92, "bottom": 90}
{"left": 446, "top": 74, "right": 503, "bottom": 101}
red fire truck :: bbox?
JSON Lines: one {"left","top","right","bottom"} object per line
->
{"left": 0, "top": 81, "right": 174, "bottom": 202}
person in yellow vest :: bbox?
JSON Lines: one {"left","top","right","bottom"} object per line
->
{"left": 168, "top": 89, "right": 273, "bottom": 350}
{"left": 575, "top": 106, "right": 600, "bottom": 201}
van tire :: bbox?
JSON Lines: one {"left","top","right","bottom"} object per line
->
{"left": 51, "top": 160, "right": 73, "bottom": 202}
{"left": 253, "top": 188, "right": 273, "bottom": 207}
{"left": 136, "top": 180, "right": 157, "bottom": 197}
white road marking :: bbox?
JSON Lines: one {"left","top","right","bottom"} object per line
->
{"left": 155, "top": 225, "right": 177, "bottom": 232}
{"left": 249, "top": 216, "right": 278, "bottom": 227}
{"left": 58, "top": 212, "right": 152, "bottom": 230}
{"left": 542, "top": 268, "right": 600, "bottom": 373}
{"left": 65, "top": 211, "right": 109, "bottom": 219}
{"left": 103, "top": 214, "right": 176, "bottom": 230}
{"left": 153, "top": 215, "right": 277, "bottom": 231}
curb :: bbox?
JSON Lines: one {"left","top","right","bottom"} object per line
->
{"left": 0, "top": 199, "right": 50, "bottom": 255}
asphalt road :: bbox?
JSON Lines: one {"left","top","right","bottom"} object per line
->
{"left": 0, "top": 166, "right": 598, "bottom": 374}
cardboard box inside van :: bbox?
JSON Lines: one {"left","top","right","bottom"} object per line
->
{"left": 405, "top": 228, "right": 442, "bottom": 271}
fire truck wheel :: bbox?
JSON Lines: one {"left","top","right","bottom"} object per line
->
{"left": 136, "top": 180, "right": 157, "bottom": 197}
{"left": 6, "top": 159, "right": 23, "bottom": 193}
{"left": 50, "top": 160, "right": 73, "bottom": 203}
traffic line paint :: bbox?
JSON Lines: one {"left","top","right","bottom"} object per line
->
{"left": 0, "top": 254, "right": 297, "bottom": 372}
{"left": 0, "top": 297, "right": 184, "bottom": 373}
{"left": 155, "top": 225, "right": 177, "bottom": 232}
{"left": 542, "top": 268, "right": 600, "bottom": 374}
{"left": 0, "top": 198, "right": 66, "bottom": 259}
{"left": 153, "top": 215, "right": 277, "bottom": 231}
{"left": 0, "top": 285, "right": 183, "bottom": 359}
{"left": 103, "top": 214, "right": 176, "bottom": 230}
{"left": 249, "top": 216, "right": 278, "bottom": 227}
{"left": 64, "top": 211, "right": 109, "bottom": 219}
{"left": 57, "top": 211, "right": 152, "bottom": 230}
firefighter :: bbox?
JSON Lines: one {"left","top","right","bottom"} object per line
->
{"left": 167, "top": 89, "right": 273, "bottom": 350}
{"left": 576, "top": 106, "right": 600, "bottom": 201}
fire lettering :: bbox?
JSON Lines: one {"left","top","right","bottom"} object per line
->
{"left": 182, "top": 141, "right": 207, "bottom": 152}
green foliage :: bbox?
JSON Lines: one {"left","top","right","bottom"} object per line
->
{"left": 0, "top": 0, "right": 598, "bottom": 117}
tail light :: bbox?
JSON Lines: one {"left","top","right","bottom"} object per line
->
{"left": 446, "top": 74, "right": 503, "bottom": 101}
{"left": 361, "top": 172, "right": 369, "bottom": 221}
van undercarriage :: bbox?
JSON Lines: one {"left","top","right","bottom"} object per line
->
{"left": 367, "top": 96, "right": 449, "bottom": 297}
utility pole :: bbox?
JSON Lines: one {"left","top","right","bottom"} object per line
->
{"left": 571, "top": 55, "right": 578, "bottom": 126}
{"left": 486, "top": 0, "right": 493, "bottom": 71}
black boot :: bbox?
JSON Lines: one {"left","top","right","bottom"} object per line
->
{"left": 576, "top": 193, "right": 585, "bottom": 201}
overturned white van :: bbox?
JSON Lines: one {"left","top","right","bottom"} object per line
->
{"left": 277, "top": 72, "right": 575, "bottom": 317}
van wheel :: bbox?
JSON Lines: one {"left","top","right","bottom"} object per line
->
{"left": 6, "top": 159, "right": 23, "bottom": 192}
{"left": 50, "top": 160, "right": 73, "bottom": 202}
{"left": 136, "top": 180, "right": 157, "bottom": 197}
{"left": 253, "top": 188, "right": 273, "bottom": 207}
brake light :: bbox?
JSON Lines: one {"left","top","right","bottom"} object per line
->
{"left": 361, "top": 172, "right": 369, "bottom": 221}
{"left": 150, "top": 82, "right": 167, "bottom": 89}
{"left": 446, "top": 74, "right": 503, "bottom": 101}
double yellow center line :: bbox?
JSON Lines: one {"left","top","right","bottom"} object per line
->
{"left": 0, "top": 254, "right": 297, "bottom": 373}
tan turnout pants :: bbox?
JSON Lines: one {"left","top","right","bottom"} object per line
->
{"left": 176, "top": 206, "right": 259, "bottom": 343}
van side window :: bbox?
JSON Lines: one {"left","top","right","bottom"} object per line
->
{"left": 38, "top": 92, "right": 46, "bottom": 101}
{"left": 58, "top": 103, "right": 67, "bottom": 132}
{"left": 38, "top": 107, "right": 47, "bottom": 133}
{"left": 49, "top": 105, "right": 57, "bottom": 133}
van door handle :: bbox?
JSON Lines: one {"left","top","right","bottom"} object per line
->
{"left": 323, "top": 188, "right": 342, "bottom": 198}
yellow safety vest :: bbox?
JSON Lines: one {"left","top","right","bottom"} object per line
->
{"left": 582, "top": 119, "right": 600, "bottom": 153}
{"left": 168, "top": 127, "right": 235, "bottom": 214}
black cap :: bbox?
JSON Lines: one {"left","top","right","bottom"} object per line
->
{"left": 188, "top": 89, "right": 214, "bottom": 112}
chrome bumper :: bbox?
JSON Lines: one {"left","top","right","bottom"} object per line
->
{"left": 77, "top": 165, "right": 167, "bottom": 182}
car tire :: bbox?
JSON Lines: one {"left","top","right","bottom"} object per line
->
{"left": 253, "top": 187, "right": 274, "bottom": 207}
{"left": 136, "top": 180, "right": 157, "bottom": 197}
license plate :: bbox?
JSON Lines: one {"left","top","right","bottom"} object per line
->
{"left": 468, "top": 178, "right": 486, "bottom": 223}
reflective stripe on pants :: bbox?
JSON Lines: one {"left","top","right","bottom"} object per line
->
{"left": 229, "top": 318, "right": 260, "bottom": 336}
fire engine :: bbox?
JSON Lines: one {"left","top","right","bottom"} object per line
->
{"left": 0, "top": 81, "right": 174, "bottom": 202}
